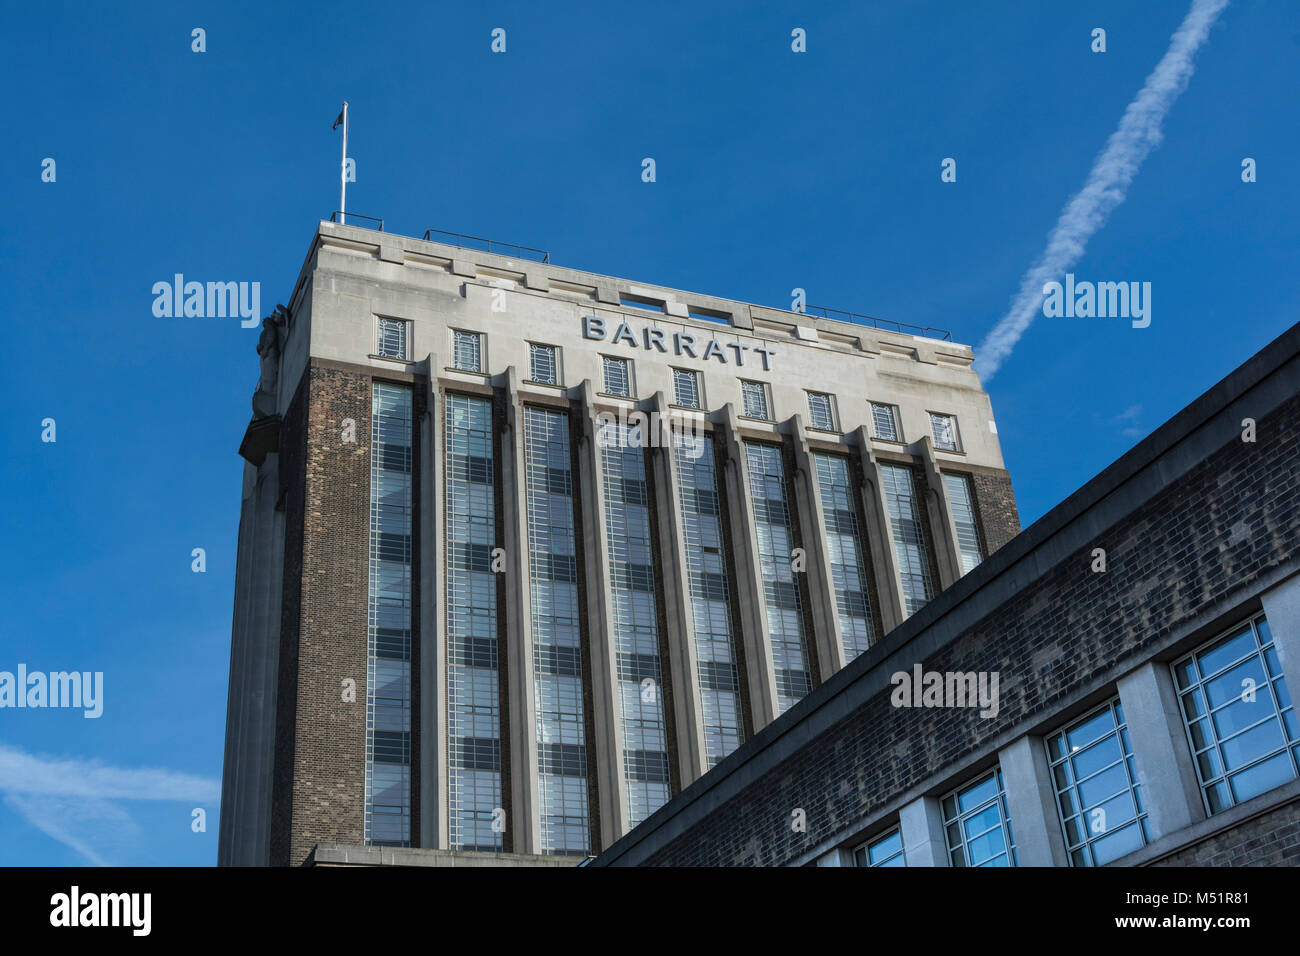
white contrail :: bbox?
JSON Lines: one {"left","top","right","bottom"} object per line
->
{"left": 0, "top": 743, "right": 219, "bottom": 802}
{"left": 975, "top": 0, "right": 1229, "bottom": 380}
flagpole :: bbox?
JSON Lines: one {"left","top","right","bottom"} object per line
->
{"left": 339, "top": 101, "right": 349, "bottom": 224}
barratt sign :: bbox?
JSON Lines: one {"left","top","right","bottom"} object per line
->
{"left": 582, "top": 315, "right": 774, "bottom": 370}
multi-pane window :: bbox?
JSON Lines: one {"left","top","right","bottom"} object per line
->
{"left": 1174, "top": 613, "right": 1297, "bottom": 814}
{"left": 745, "top": 442, "right": 812, "bottom": 714}
{"left": 930, "top": 412, "right": 959, "bottom": 451}
{"left": 445, "top": 394, "right": 502, "bottom": 852}
{"left": 602, "top": 356, "right": 631, "bottom": 397}
{"left": 673, "top": 368, "right": 701, "bottom": 409}
{"left": 524, "top": 406, "right": 590, "bottom": 855}
{"left": 880, "top": 463, "right": 934, "bottom": 616}
{"left": 452, "top": 330, "right": 482, "bottom": 372}
{"left": 599, "top": 421, "right": 669, "bottom": 827}
{"left": 943, "top": 769, "right": 1017, "bottom": 867}
{"left": 365, "top": 383, "right": 413, "bottom": 847}
{"left": 871, "top": 402, "right": 900, "bottom": 442}
{"left": 853, "top": 828, "right": 905, "bottom": 867}
{"left": 813, "top": 454, "right": 875, "bottom": 662}
{"left": 674, "top": 432, "right": 744, "bottom": 768}
{"left": 741, "top": 380, "right": 770, "bottom": 420}
{"left": 943, "top": 472, "right": 984, "bottom": 574}
{"left": 1046, "top": 699, "right": 1149, "bottom": 866}
{"left": 807, "top": 391, "right": 836, "bottom": 431}
{"left": 529, "top": 343, "right": 558, "bottom": 385}
{"left": 376, "top": 318, "right": 408, "bottom": 360}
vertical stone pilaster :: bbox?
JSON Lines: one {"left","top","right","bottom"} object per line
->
{"left": 418, "top": 356, "right": 446, "bottom": 848}
{"left": 918, "top": 436, "right": 962, "bottom": 590}
{"left": 575, "top": 381, "right": 627, "bottom": 847}
{"left": 850, "top": 427, "right": 906, "bottom": 637}
{"left": 647, "top": 392, "right": 707, "bottom": 789}
{"left": 788, "top": 416, "right": 846, "bottom": 680}
{"left": 501, "top": 367, "right": 539, "bottom": 853}
{"left": 718, "top": 405, "right": 780, "bottom": 733}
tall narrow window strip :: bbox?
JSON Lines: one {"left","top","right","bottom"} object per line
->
{"left": 445, "top": 393, "right": 502, "bottom": 851}
{"left": 880, "top": 463, "right": 934, "bottom": 617}
{"left": 674, "top": 433, "right": 745, "bottom": 767}
{"left": 871, "top": 403, "right": 899, "bottom": 441}
{"left": 453, "top": 331, "right": 482, "bottom": 372}
{"left": 523, "top": 406, "right": 591, "bottom": 854}
{"left": 599, "top": 422, "right": 670, "bottom": 826}
{"left": 807, "top": 392, "right": 835, "bottom": 430}
{"left": 1046, "top": 699, "right": 1149, "bottom": 866}
{"left": 1173, "top": 613, "right": 1297, "bottom": 814}
{"left": 529, "top": 344, "right": 558, "bottom": 385}
{"left": 744, "top": 441, "right": 812, "bottom": 714}
{"left": 943, "top": 472, "right": 984, "bottom": 574}
{"left": 673, "top": 368, "right": 701, "bottom": 409}
{"left": 365, "top": 382, "right": 413, "bottom": 847}
{"left": 741, "top": 381, "right": 770, "bottom": 420}
{"left": 376, "top": 318, "right": 407, "bottom": 360}
{"left": 603, "top": 356, "right": 631, "bottom": 397}
{"left": 813, "top": 454, "right": 875, "bottom": 661}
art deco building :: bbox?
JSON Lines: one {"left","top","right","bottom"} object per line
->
{"left": 218, "top": 219, "right": 1019, "bottom": 866}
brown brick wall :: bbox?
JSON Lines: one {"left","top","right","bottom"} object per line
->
{"left": 972, "top": 470, "right": 1020, "bottom": 556}
{"left": 1151, "top": 797, "right": 1300, "bottom": 867}
{"left": 637, "top": 392, "right": 1300, "bottom": 866}
{"left": 278, "top": 363, "right": 374, "bottom": 866}
{"left": 972, "top": 468, "right": 1019, "bottom": 554}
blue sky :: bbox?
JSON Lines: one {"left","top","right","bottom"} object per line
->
{"left": 1, "top": 1, "right": 1296, "bottom": 865}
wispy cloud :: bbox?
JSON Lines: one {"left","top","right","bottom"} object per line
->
{"left": 0, "top": 743, "right": 218, "bottom": 865}
{"left": 975, "top": 0, "right": 1230, "bottom": 380}
{"left": 1112, "top": 403, "right": 1146, "bottom": 439}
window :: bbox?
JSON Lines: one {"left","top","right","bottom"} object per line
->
{"left": 376, "top": 318, "right": 408, "bottom": 360}
{"left": 452, "top": 330, "right": 482, "bottom": 372}
{"left": 524, "top": 406, "right": 590, "bottom": 854}
{"left": 602, "top": 356, "right": 631, "bottom": 397}
{"left": 1046, "top": 699, "right": 1149, "bottom": 866}
{"left": 813, "top": 454, "right": 875, "bottom": 661}
{"left": 807, "top": 391, "right": 836, "bottom": 431}
{"left": 365, "top": 383, "right": 414, "bottom": 847}
{"left": 741, "top": 380, "right": 770, "bottom": 420}
{"left": 445, "top": 394, "right": 502, "bottom": 852}
{"left": 854, "top": 828, "right": 905, "bottom": 867}
{"left": 744, "top": 442, "right": 812, "bottom": 714}
{"left": 598, "top": 419, "right": 668, "bottom": 827}
{"left": 943, "top": 769, "right": 1017, "bottom": 867}
{"left": 673, "top": 368, "right": 701, "bottom": 409}
{"left": 880, "top": 463, "right": 935, "bottom": 616}
{"left": 871, "top": 403, "right": 900, "bottom": 442}
{"left": 1174, "top": 613, "right": 1297, "bottom": 814}
{"left": 529, "top": 343, "right": 558, "bottom": 385}
{"left": 942, "top": 473, "right": 984, "bottom": 574}
{"left": 930, "top": 412, "right": 959, "bottom": 451}
{"left": 674, "top": 433, "right": 744, "bottom": 768}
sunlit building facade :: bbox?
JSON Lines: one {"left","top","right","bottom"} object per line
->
{"left": 219, "top": 219, "right": 1019, "bottom": 866}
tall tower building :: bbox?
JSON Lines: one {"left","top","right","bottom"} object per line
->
{"left": 218, "top": 220, "right": 1020, "bottom": 866}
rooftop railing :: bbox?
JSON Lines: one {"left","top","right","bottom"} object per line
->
{"left": 421, "top": 228, "right": 550, "bottom": 263}
{"left": 329, "top": 211, "right": 385, "bottom": 230}
{"left": 801, "top": 305, "right": 952, "bottom": 342}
